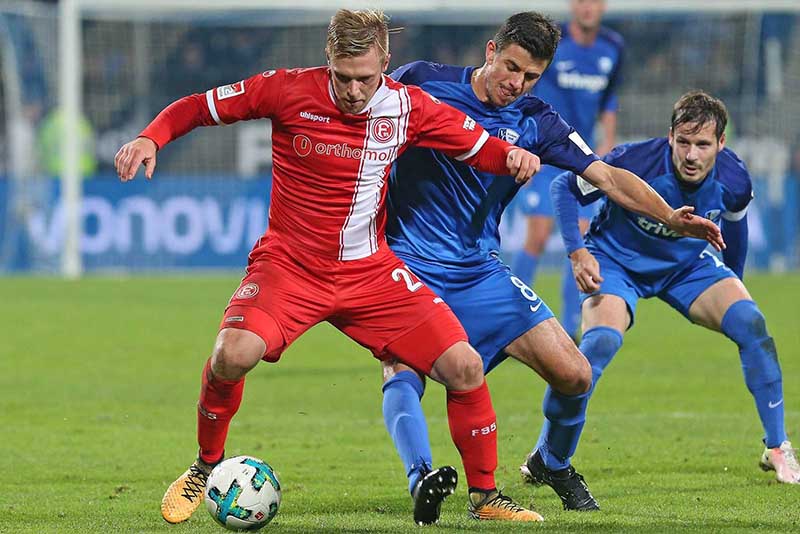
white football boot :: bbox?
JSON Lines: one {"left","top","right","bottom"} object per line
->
{"left": 759, "top": 441, "right": 800, "bottom": 484}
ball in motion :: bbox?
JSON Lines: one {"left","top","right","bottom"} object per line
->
{"left": 205, "top": 455, "right": 281, "bottom": 531}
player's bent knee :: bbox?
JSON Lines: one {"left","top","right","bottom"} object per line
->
{"left": 212, "top": 329, "right": 266, "bottom": 380}
{"left": 721, "top": 300, "right": 781, "bottom": 385}
{"left": 452, "top": 347, "right": 484, "bottom": 390}
{"left": 571, "top": 357, "right": 593, "bottom": 395}
{"left": 461, "top": 352, "right": 485, "bottom": 388}
{"left": 432, "top": 342, "right": 484, "bottom": 390}
{"left": 720, "top": 300, "right": 768, "bottom": 347}
{"left": 550, "top": 353, "right": 592, "bottom": 396}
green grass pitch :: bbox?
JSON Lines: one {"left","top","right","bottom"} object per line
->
{"left": 1, "top": 273, "right": 798, "bottom": 533}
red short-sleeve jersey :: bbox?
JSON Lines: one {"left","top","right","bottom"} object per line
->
{"left": 201, "top": 67, "right": 490, "bottom": 260}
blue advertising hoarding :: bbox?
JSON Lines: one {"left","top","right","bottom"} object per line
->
{"left": 0, "top": 175, "right": 271, "bottom": 271}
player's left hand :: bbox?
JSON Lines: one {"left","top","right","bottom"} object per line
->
{"left": 569, "top": 247, "right": 603, "bottom": 293}
{"left": 667, "top": 206, "right": 726, "bottom": 251}
{"left": 115, "top": 136, "right": 158, "bottom": 182}
{"left": 506, "top": 149, "right": 541, "bottom": 184}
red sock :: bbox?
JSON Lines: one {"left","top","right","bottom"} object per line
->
{"left": 446, "top": 380, "right": 497, "bottom": 491}
{"left": 197, "top": 358, "right": 245, "bottom": 464}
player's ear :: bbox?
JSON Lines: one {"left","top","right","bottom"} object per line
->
{"left": 718, "top": 132, "right": 726, "bottom": 151}
{"left": 486, "top": 40, "right": 496, "bottom": 64}
{"left": 668, "top": 127, "right": 674, "bottom": 146}
{"left": 382, "top": 52, "right": 391, "bottom": 72}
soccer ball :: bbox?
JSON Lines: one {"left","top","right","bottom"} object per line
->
{"left": 205, "top": 455, "right": 281, "bottom": 531}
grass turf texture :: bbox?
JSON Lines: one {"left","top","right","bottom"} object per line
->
{"left": 1, "top": 273, "right": 798, "bottom": 533}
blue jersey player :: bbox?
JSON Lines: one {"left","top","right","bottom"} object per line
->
{"left": 512, "top": 0, "right": 624, "bottom": 340}
{"left": 380, "top": 14, "right": 725, "bottom": 524}
{"left": 538, "top": 91, "right": 799, "bottom": 496}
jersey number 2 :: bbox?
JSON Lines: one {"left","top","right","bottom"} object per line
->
{"left": 392, "top": 267, "right": 423, "bottom": 292}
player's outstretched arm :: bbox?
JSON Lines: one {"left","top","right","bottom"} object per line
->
{"left": 581, "top": 160, "right": 725, "bottom": 251}
{"left": 411, "top": 88, "right": 540, "bottom": 182}
{"left": 115, "top": 92, "right": 223, "bottom": 182}
{"left": 115, "top": 137, "right": 157, "bottom": 182}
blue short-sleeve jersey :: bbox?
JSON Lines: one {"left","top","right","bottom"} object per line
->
{"left": 569, "top": 137, "right": 752, "bottom": 276}
{"left": 534, "top": 24, "right": 624, "bottom": 148}
{"left": 387, "top": 61, "right": 598, "bottom": 265}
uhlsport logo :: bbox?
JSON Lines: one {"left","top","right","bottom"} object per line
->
{"left": 371, "top": 117, "right": 395, "bottom": 143}
{"left": 704, "top": 209, "right": 721, "bottom": 221}
{"left": 235, "top": 282, "right": 260, "bottom": 299}
{"left": 300, "top": 111, "right": 331, "bottom": 124}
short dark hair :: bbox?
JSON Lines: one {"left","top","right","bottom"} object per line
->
{"left": 671, "top": 91, "right": 728, "bottom": 140}
{"left": 493, "top": 12, "right": 561, "bottom": 64}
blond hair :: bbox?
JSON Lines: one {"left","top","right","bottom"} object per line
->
{"left": 326, "top": 9, "right": 389, "bottom": 60}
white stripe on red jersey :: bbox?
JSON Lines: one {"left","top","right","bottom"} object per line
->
{"left": 338, "top": 85, "right": 414, "bottom": 259}
{"left": 162, "top": 67, "right": 492, "bottom": 261}
{"left": 205, "top": 90, "right": 223, "bottom": 125}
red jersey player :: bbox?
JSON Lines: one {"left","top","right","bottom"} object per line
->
{"left": 115, "top": 9, "right": 543, "bottom": 525}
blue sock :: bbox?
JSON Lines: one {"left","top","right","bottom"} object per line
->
{"left": 382, "top": 371, "right": 433, "bottom": 494}
{"left": 720, "top": 300, "right": 786, "bottom": 448}
{"left": 560, "top": 258, "right": 582, "bottom": 340}
{"left": 535, "top": 326, "right": 623, "bottom": 470}
{"left": 512, "top": 250, "right": 539, "bottom": 286}
{"left": 535, "top": 387, "right": 591, "bottom": 471}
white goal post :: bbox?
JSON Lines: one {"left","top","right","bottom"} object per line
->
{"left": 57, "top": 0, "right": 800, "bottom": 277}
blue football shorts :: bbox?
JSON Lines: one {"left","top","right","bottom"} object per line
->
{"left": 580, "top": 245, "right": 737, "bottom": 328}
{"left": 399, "top": 252, "right": 554, "bottom": 373}
{"left": 517, "top": 164, "right": 598, "bottom": 219}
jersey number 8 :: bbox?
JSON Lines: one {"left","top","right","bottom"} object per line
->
{"left": 511, "top": 275, "right": 540, "bottom": 302}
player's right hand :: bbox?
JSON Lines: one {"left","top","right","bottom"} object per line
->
{"left": 667, "top": 206, "right": 726, "bottom": 251}
{"left": 569, "top": 247, "right": 603, "bottom": 293}
{"left": 115, "top": 137, "right": 158, "bottom": 182}
{"left": 506, "top": 149, "right": 541, "bottom": 184}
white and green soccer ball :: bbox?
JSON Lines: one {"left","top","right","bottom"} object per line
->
{"left": 205, "top": 455, "right": 281, "bottom": 531}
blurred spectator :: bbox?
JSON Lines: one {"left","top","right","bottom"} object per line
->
{"left": 164, "top": 38, "right": 209, "bottom": 103}
{"left": 37, "top": 109, "right": 98, "bottom": 178}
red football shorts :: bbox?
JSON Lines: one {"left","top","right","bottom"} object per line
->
{"left": 220, "top": 236, "right": 466, "bottom": 375}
